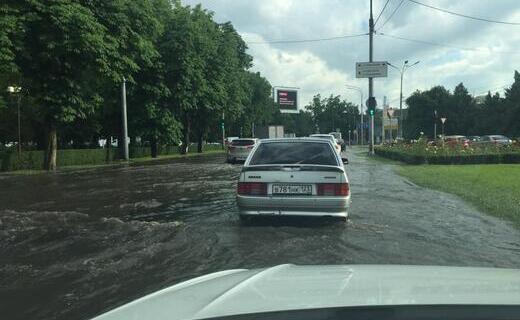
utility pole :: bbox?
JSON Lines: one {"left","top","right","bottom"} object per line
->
{"left": 399, "top": 69, "right": 404, "bottom": 139}
{"left": 121, "top": 77, "right": 129, "bottom": 161}
{"left": 16, "top": 94, "right": 21, "bottom": 157}
{"left": 433, "top": 110, "right": 437, "bottom": 140}
{"left": 368, "top": 0, "right": 375, "bottom": 155}
{"left": 221, "top": 111, "right": 225, "bottom": 149}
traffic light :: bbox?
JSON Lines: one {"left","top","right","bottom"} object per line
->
{"left": 367, "top": 97, "right": 377, "bottom": 117}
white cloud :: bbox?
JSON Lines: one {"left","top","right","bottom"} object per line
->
{"left": 244, "top": 32, "right": 352, "bottom": 108}
{"left": 185, "top": 0, "right": 520, "bottom": 107}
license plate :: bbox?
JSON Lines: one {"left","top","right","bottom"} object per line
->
{"left": 272, "top": 184, "right": 312, "bottom": 195}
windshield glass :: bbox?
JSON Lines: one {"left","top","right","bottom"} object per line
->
{"left": 249, "top": 142, "right": 337, "bottom": 165}
{"left": 232, "top": 139, "right": 255, "bottom": 146}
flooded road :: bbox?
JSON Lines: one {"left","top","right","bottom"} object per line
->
{"left": 1, "top": 149, "right": 520, "bottom": 320}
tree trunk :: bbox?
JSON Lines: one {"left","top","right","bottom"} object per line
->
{"left": 105, "top": 135, "right": 112, "bottom": 162}
{"left": 45, "top": 128, "right": 57, "bottom": 171}
{"left": 181, "top": 115, "right": 191, "bottom": 154}
{"left": 151, "top": 137, "right": 158, "bottom": 158}
{"left": 197, "top": 132, "right": 203, "bottom": 153}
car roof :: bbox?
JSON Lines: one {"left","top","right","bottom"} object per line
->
{"left": 259, "top": 137, "right": 334, "bottom": 144}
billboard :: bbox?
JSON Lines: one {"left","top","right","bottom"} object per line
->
{"left": 276, "top": 89, "right": 298, "bottom": 113}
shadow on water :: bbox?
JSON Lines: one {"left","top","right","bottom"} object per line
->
{"left": 240, "top": 215, "right": 347, "bottom": 228}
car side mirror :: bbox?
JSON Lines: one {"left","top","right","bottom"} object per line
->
{"left": 341, "top": 157, "right": 349, "bottom": 164}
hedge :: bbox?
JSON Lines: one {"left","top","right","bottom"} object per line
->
{"left": 1, "top": 143, "right": 223, "bottom": 171}
{"left": 375, "top": 146, "right": 520, "bottom": 165}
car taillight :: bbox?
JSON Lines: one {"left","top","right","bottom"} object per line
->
{"left": 237, "top": 182, "right": 267, "bottom": 196}
{"left": 246, "top": 145, "right": 254, "bottom": 149}
{"left": 317, "top": 183, "right": 349, "bottom": 196}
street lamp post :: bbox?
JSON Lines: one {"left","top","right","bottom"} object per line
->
{"left": 346, "top": 85, "right": 364, "bottom": 145}
{"left": 433, "top": 110, "right": 438, "bottom": 140}
{"left": 387, "top": 108, "right": 395, "bottom": 143}
{"left": 387, "top": 60, "right": 420, "bottom": 139}
{"left": 7, "top": 86, "right": 22, "bottom": 156}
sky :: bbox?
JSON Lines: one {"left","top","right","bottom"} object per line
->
{"left": 184, "top": 0, "right": 520, "bottom": 111}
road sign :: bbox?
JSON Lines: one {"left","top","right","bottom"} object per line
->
{"left": 276, "top": 89, "right": 298, "bottom": 113}
{"left": 356, "top": 61, "right": 388, "bottom": 78}
{"left": 441, "top": 117, "right": 447, "bottom": 124}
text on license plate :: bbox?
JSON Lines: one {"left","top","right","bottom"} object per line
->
{"left": 272, "top": 184, "right": 312, "bottom": 195}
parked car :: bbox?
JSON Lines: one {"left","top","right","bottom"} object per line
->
{"left": 443, "top": 135, "right": 469, "bottom": 148}
{"left": 328, "top": 132, "right": 345, "bottom": 150}
{"left": 467, "top": 136, "right": 481, "bottom": 144}
{"left": 309, "top": 134, "right": 341, "bottom": 154}
{"left": 236, "top": 138, "right": 350, "bottom": 221}
{"left": 227, "top": 138, "right": 258, "bottom": 163}
{"left": 479, "top": 135, "right": 513, "bottom": 146}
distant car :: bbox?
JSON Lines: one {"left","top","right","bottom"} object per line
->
{"left": 480, "top": 135, "right": 513, "bottom": 146}
{"left": 309, "top": 134, "right": 341, "bottom": 154}
{"left": 236, "top": 138, "right": 350, "bottom": 221}
{"left": 466, "top": 136, "right": 481, "bottom": 144}
{"left": 328, "top": 132, "right": 345, "bottom": 150}
{"left": 227, "top": 138, "right": 258, "bottom": 164}
{"left": 443, "top": 135, "right": 469, "bottom": 148}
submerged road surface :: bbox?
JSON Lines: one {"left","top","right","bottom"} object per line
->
{"left": 1, "top": 149, "right": 520, "bottom": 320}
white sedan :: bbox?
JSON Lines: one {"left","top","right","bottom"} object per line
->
{"left": 309, "top": 134, "right": 341, "bottom": 154}
{"left": 236, "top": 138, "right": 350, "bottom": 221}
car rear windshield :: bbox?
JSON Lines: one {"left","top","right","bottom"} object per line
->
{"left": 249, "top": 142, "right": 338, "bottom": 166}
{"left": 232, "top": 139, "right": 255, "bottom": 146}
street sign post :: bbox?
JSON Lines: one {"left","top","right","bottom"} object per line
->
{"left": 356, "top": 61, "right": 388, "bottom": 78}
{"left": 441, "top": 117, "right": 447, "bottom": 138}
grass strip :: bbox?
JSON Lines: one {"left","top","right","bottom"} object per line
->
{"left": 397, "top": 164, "right": 520, "bottom": 226}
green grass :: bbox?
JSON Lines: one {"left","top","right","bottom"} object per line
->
{"left": 130, "top": 149, "right": 224, "bottom": 163}
{"left": 0, "top": 150, "right": 225, "bottom": 175}
{"left": 397, "top": 164, "right": 520, "bottom": 226}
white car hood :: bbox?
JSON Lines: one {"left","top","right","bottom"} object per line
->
{"left": 93, "top": 264, "right": 520, "bottom": 320}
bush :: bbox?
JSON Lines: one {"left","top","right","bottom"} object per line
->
{"left": 375, "top": 144, "right": 520, "bottom": 165}
{"left": 1, "top": 144, "right": 224, "bottom": 171}
{"left": 1, "top": 150, "right": 45, "bottom": 171}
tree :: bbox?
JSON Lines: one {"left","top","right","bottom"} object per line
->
{"left": 304, "top": 94, "right": 360, "bottom": 137}
{"left": 10, "top": 0, "right": 121, "bottom": 170}
{"left": 228, "top": 71, "right": 276, "bottom": 138}
{"left": 451, "top": 83, "right": 476, "bottom": 135}
{"left": 503, "top": 70, "right": 520, "bottom": 138}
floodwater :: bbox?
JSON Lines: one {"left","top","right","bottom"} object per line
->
{"left": 1, "top": 149, "right": 519, "bottom": 320}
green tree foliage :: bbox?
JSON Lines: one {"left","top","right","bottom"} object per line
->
{"left": 0, "top": 0, "right": 263, "bottom": 167}
{"left": 404, "top": 72, "right": 520, "bottom": 140}
{"left": 305, "top": 94, "right": 361, "bottom": 136}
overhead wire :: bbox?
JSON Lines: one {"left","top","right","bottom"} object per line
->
{"left": 374, "top": 0, "right": 392, "bottom": 26}
{"left": 407, "top": 0, "right": 520, "bottom": 26}
{"left": 378, "top": 32, "right": 520, "bottom": 55}
{"left": 376, "top": 0, "right": 405, "bottom": 31}
{"left": 246, "top": 33, "right": 368, "bottom": 44}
